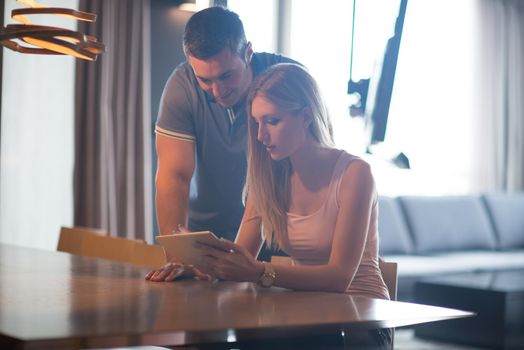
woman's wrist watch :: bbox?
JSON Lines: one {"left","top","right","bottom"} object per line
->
{"left": 258, "top": 262, "right": 276, "bottom": 288}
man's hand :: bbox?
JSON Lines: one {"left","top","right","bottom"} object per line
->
{"left": 145, "top": 262, "right": 211, "bottom": 282}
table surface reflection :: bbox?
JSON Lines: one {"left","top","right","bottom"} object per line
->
{"left": 0, "top": 244, "right": 473, "bottom": 349}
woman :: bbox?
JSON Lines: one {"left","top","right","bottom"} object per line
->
{"left": 147, "top": 63, "right": 391, "bottom": 348}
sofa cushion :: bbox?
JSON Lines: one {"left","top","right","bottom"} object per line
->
{"left": 399, "top": 196, "right": 497, "bottom": 253}
{"left": 483, "top": 193, "right": 524, "bottom": 248}
{"left": 378, "top": 196, "right": 414, "bottom": 254}
{"left": 385, "top": 251, "right": 524, "bottom": 277}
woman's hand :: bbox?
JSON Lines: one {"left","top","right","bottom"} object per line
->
{"left": 145, "top": 262, "right": 211, "bottom": 282}
{"left": 193, "top": 239, "right": 264, "bottom": 283}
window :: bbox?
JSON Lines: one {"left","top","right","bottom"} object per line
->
{"left": 234, "top": 0, "right": 481, "bottom": 196}
{"left": 0, "top": 0, "right": 76, "bottom": 250}
{"left": 227, "top": 0, "right": 278, "bottom": 53}
{"left": 384, "top": 0, "right": 477, "bottom": 195}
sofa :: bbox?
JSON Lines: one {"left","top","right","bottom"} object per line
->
{"left": 378, "top": 193, "right": 524, "bottom": 301}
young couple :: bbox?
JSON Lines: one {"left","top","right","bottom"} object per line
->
{"left": 148, "top": 62, "right": 389, "bottom": 301}
{"left": 150, "top": 6, "right": 391, "bottom": 348}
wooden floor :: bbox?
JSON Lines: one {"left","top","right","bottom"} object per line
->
{"left": 89, "top": 329, "right": 487, "bottom": 350}
{"left": 395, "top": 329, "right": 486, "bottom": 350}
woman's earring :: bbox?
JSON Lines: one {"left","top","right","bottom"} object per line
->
{"left": 302, "top": 108, "right": 312, "bottom": 128}
{"left": 304, "top": 118, "right": 312, "bottom": 128}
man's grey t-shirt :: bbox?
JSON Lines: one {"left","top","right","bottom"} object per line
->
{"left": 156, "top": 52, "right": 295, "bottom": 240}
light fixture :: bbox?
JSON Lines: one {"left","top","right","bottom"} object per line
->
{"left": 179, "top": 0, "right": 211, "bottom": 13}
{"left": 0, "top": 0, "right": 105, "bottom": 61}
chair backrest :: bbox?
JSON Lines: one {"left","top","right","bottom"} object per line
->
{"left": 379, "top": 259, "right": 398, "bottom": 301}
{"left": 57, "top": 226, "right": 165, "bottom": 268}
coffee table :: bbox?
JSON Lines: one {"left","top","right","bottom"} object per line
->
{"left": 414, "top": 269, "right": 524, "bottom": 350}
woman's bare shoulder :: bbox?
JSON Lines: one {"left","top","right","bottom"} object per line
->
{"left": 340, "top": 154, "right": 374, "bottom": 193}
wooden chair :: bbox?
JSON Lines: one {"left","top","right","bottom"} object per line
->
{"left": 271, "top": 256, "right": 398, "bottom": 349}
{"left": 57, "top": 226, "right": 165, "bottom": 268}
{"left": 379, "top": 258, "right": 398, "bottom": 350}
{"left": 379, "top": 258, "right": 398, "bottom": 301}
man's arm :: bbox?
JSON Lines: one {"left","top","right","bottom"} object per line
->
{"left": 155, "top": 133, "right": 195, "bottom": 236}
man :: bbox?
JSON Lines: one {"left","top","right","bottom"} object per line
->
{"left": 155, "top": 7, "right": 296, "bottom": 244}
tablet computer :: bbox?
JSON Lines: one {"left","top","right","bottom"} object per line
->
{"left": 156, "top": 231, "right": 223, "bottom": 266}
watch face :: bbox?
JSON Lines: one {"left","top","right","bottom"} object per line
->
{"left": 260, "top": 273, "right": 275, "bottom": 288}
{"left": 259, "top": 263, "right": 276, "bottom": 288}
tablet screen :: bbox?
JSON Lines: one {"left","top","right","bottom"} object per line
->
{"left": 156, "top": 231, "right": 222, "bottom": 266}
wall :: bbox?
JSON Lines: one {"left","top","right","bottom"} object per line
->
{"left": 150, "top": 1, "right": 193, "bottom": 234}
{"left": 0, "top": 0, "right": 78, "bottom": 250}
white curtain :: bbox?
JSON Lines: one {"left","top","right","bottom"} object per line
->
{"left": 473, "top": 0, "right": 524, "bottom": 192}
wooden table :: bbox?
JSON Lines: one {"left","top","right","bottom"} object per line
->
{"left": 0, "top": 244, "right": 473, "bottom": 349}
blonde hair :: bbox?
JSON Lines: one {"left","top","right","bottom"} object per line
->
{"left": 246, "top": 63, "right": 334, "bottom": 249}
